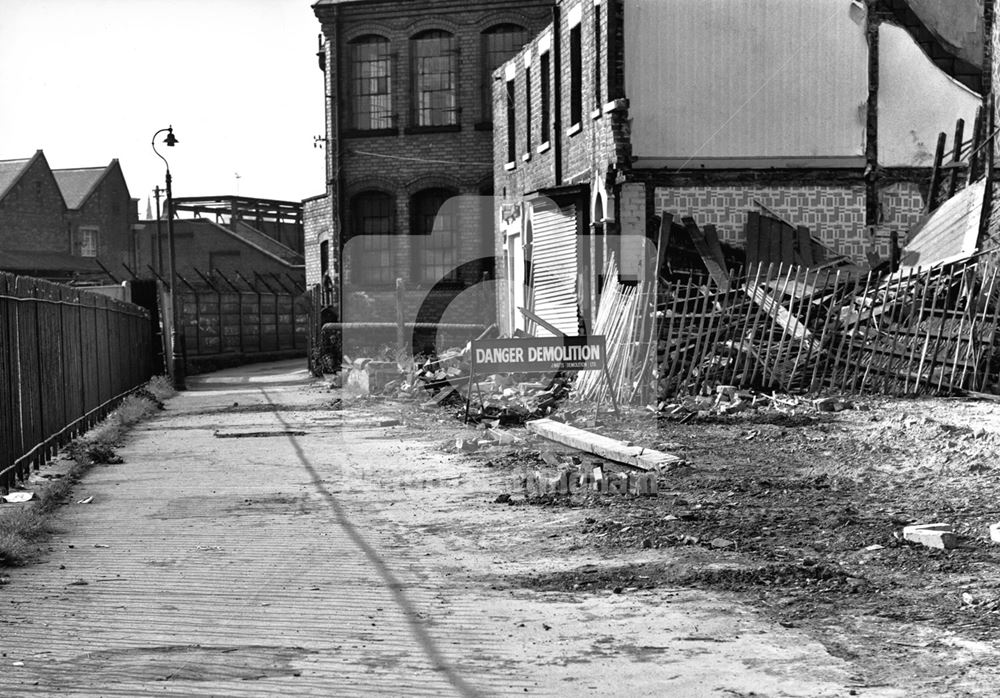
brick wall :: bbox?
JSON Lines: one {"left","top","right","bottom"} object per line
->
{"left": 494, "top": 0, "right": 630, "bottom": 207}
{"left": 303, "top": 194, "right": 332, "bottom": 288}
{"left": 654, "top": 180, "right": 928, "bottom": 262}
{"left": 134, "top": 219, "right": 303, "bottom": 284}
{"left": 314, "top": 0, "right": 551, "bottom": 330}
{"left": 66, "top": 164, "right": 136, "bottom": 272}
{"left": 0, "top": 155, "right": 68, "bottom": 255}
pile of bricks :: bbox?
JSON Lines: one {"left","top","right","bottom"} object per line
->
{"left": 525, "top": 463, "right": 658, "bottom": 497}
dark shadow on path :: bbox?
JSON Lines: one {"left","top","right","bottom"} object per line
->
{"left": 260, "top": 389, "right": 483, "bottom": 698}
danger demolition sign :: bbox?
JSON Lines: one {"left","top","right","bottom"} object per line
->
{"left": 471, "top": 335, "right": 606, "bottom": 374}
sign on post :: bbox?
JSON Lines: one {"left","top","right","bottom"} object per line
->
{"left": 465, "top": 335, "right": 612, "bottom": 421}
{"left": 471, "top": 335, "right": 607, "bottom": 374}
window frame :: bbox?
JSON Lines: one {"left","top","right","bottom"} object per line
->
{"left": 480, "top": 24, "right": 529, "bottom": 125}
{"left": 78, "top": 226, "right": 99, "bottom": 258}
{"left": 505, "top": 78, "right": 517, "bottom": 166}
{"left": 569, "top": 23, "right": 582, "bottom": 128}
{"left": 539, "top": 50, "right": 551, "bottom": 147}
{"left": 411, "top": 29, "right": 458, "bottom": 129}
{"left": 349, "top": 190, "right": 396, "bottom": 287}
{"left": 348, "top": 34, "right": 394, "bottom": 132}
{"left": 411, "top": 188, "right": 460, "bottom": 286}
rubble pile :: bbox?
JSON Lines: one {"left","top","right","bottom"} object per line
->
{"left": 342, "top": 347, "right": 574, "bottom": 425}
{"left": 649, "top": 384, "right": 856, "bottom": 422}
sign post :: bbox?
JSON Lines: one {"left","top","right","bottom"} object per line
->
{"left": 464, "top": 335, "right": 612, "bottom": 421}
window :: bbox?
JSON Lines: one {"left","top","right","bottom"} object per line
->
{"left": 412, "top": 30, "right": 457, "bottom": 127}
{"left": 412, "top": 189, "right": 459, "bottom": 284}
{"left": 481, "top": 24, "right": 528, "bottom": 122}
{"left": 351, "top": 191, "right": 395, "bottom": 285}
{"left": 78, "top": 227, "right": 99, "bottom": 257}
{"left": 350, "top": 35, "right": 393, "bottom": 130}
{"left": 505, "top": 78, "right": 516, "bottom": 165}
{"left": 569, "top": 24, "right": 582, "bottom": 126}
{"left": 320, "top": 240, "right": 330, "bottom": 275}
{"left": 540, "top": 51, "right": 551, "bottom": 144}
{"left": 524, "top": 66, "right": 532, "bottom": 153}
{"left": 594, "top": 3, "right": 602, "bottom": 110}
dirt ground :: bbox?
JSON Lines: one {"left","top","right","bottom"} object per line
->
{"left": 385, "top": 388, "right": 1000, "bottom": 696}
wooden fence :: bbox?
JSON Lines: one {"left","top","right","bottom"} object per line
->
{"left": 0, "top": 273, "right": 154, "bottom": 491}
{"left": 656, "top": 257, "right": 1000, "bottom": 398}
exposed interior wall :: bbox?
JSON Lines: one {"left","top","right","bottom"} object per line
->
{"left": 878, "top": 22, "right": 982, "bottom": 167}
{"left": 625, "top": 0, "right": 867, "bottom": 164}
{"left": 905, "top": 0, "right": 984, "bottom": 68}
{"left": 654, "top": 184, "right": 868, "bottom": 259}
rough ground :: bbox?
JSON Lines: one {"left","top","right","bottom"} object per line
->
{"left": 419, "top": 393, "right": 1000, "bottom": 697}
{"left": 1, "top": 361, "right": 997, "bottom": 696}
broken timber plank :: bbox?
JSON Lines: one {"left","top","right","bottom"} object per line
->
{"left": 526, "top": 418, "right": 683, "bottom": 471}
{"left": 683, "top": 217, "right": 730, "bottom": 291}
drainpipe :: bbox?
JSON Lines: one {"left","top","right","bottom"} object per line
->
{"left": 552, "top": 3, "right": 563, "bottom": 186}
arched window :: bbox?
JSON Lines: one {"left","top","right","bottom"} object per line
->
{"left": 481, "top": 24, "right": 528, "bottom": 122}
{"left": 411, "top": 30, "right": 457, "bottom": 127}
{"left": 349, "top": 35, "right": 392, "bottom": 131}
{"left": 350, "top": 191, "right": 395, "bottom": 285}
{"left": 412, "top": 188, "right": 459, "bottom": 284}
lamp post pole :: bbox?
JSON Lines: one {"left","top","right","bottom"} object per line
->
{"left": 152, "top": 125, "right": 185, "bottom": 390}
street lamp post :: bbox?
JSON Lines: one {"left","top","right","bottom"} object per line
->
{"left": 152, "top": 125, "right": 185, "bottom": 390}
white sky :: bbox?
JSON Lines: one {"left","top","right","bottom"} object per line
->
{"left": 0, "top": 0, "right": 326, "bottom": 211}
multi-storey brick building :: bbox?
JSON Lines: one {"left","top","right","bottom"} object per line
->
{"left": 494, "top": 0, "right": 985, "bottom": 336}
{"left": 0, "top": 151, "right": 137, "bottom": 283}
{"left": 307, "top": 0, "right": 552, "bottom": 346}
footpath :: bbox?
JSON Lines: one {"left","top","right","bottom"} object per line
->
{"left": 0, "top": 361, "right": 902, "bottom": 697}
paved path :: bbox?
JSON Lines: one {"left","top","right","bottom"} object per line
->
{"left": 0, "top": 362, "right": 899, "bottom": 696}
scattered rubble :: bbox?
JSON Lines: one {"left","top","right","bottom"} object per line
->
{"left": 903, "top": 523, "right": 959, "bottom": 550}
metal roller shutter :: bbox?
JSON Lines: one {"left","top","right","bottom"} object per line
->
{"left": 529, "top": 201, "right": 579, "bottom": 336}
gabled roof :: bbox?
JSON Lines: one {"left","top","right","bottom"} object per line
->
{"left": 52, "top": 160, "right": 117, "bottom": 210}
{"left": 0, "top": 151, "right": 42, "bottom": 202}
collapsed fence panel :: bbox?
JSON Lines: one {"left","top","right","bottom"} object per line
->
{"left": 0, "top": 272, "right": 154, "bottom": 492}
{"left": 656, "top": 258, "right": 1000, "bottom": 399}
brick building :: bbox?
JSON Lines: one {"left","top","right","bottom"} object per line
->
{"left": 0, "top": 151, "right": 137, "bottom": 283}
{"left": 307, "top": 0, "right": 552, "bottom": 346}
{"left": 494, "top": 0, "right": 985, "bottom": 336}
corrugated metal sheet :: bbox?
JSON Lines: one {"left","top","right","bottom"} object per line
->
{"left": 529, "top": 202, "right": 579, "bottom": 336}
{"left": 900, "top": 179, "right": 986, "bottom": 269}
{"left": 625, "top": 0, "right": 867, "bottom": 162}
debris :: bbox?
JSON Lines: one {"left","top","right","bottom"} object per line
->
{"left": 903, "top": 523, "right": 958, "bottom": 550}
{"left": 94, "top": 544, "right": 109, "bottom": 549}
{"left": 1, "top": 492, "right": 34, "bottom": 504}
{"left": 456, "top": 438, "right": 479, "bottom": 453}
{"left": 526, "top": 418, "right": 684, "bottom": 471}
{"left": 989, "top": 523, "right": 1000, "bottom": 544}
{"left": 710, "top": 538, "right": 736, "bottom": 549}
{"left": 76, "top": 496, "right": 93, "bottom": 505}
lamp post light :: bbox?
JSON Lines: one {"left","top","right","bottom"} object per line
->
{"left": 152, "top": 125, "right": 185, "bottom": 390}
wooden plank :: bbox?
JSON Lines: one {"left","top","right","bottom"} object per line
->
{"left": 795, "top": 226, "right": 814, "bottom": 266}
{"left": 0, "top": 274, "right": 15, "bottom": 487}
{"left": 526, "top": 418, "right": 683, "bottom": 470}
{"left": 767, "top": 217, "right": 783, "bottom": 266}
{"left": 682, "top": 217, "right": 730, "bottom": 292}
{"left": 703, "top": 224, "right": 728, "bottom": 275}
{"left": 809, "top": 270, "right": 844, "bottom": 391}
{"left": 745, "top": 212, "right": 761, "bottom": 267}
{"left": 780, "top": 226, "right": 796, "bottom": 266}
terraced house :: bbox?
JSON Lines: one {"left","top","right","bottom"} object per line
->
{"left": 306, "top": 0, "right": 552, "bottom": 342}
{"left": 0, "top": 150, "right": 136, "bottom": 283}
{"left": 493, "top": 0, "right": 987, "bottom": 336}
